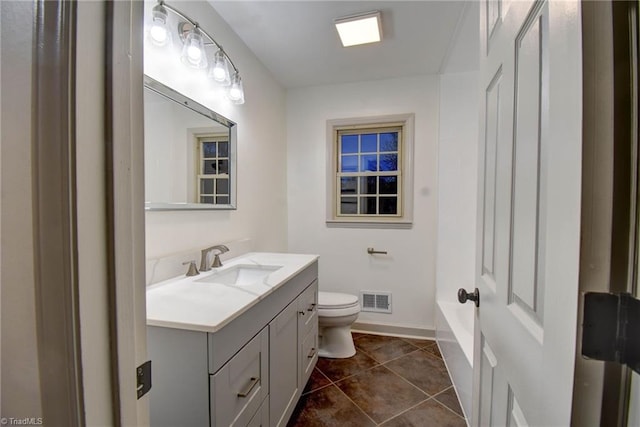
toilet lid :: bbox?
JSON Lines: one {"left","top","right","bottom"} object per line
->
{"left": 318, "top": 292, "right": 359, "bottom": 309}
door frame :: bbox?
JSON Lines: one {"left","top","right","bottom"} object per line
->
{"left": 29, "top": 0, "right": 146, "bottom": 424}
{"left": 572, "top": 1, "right": 639, "bottom": 425}
{"left": 104, "top": 0, "right": 148, "bottom": 424}
{"left": 32, "top": 1, "right": 85, "bottom": 424}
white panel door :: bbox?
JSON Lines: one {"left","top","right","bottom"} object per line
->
{"left": 472, "top": 0, "right": 583, "bottom": 425}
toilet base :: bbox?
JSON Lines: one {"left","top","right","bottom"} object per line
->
{"left": 318, "top": 325, "right": 356, "bottom": 358}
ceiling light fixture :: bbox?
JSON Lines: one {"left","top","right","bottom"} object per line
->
{"left": 334, "top": 10, "right": 382, "bottom": 47}
{"left": 147, "top": 1, "right": 245, "bottom": 104}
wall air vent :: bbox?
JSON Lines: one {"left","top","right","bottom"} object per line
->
{"left": 360, "top": 291, "right": 392, "bottom": 313}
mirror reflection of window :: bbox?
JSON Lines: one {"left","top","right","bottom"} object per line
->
{"left": 198, "top": 135, "right": 230, "bottom": 205}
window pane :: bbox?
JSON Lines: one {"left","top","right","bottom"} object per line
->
{"left": 360, "top": 154, "right": 378, "bottom": 172}
{"left": 202, "top": 142, "right": 217, "bottom": 157}
{"left": 217, "top": 178, "right": 229, "bottom": 194}
{"left": 361, "top": 134, "right": 377, "bottom": 153}
{"left": 379, "top": 196, "right": 398, "bottom": 214}
{"left": 380, "top": 132, "right": 398, "bottom": 152}
{"left": 200, "top": 179, "right": 214, "bottom": 194}
{"left": 360, "top": 196, "right": 377, "bottom": 214}
{"left": 200, "top": 196, "right": 214, "bottom": 204}
{"left": 204, "top": 160, "right": 217, "bottom": 174}
{"left": 379, "top": 176, "right": 397, "bottom": 194}
{"left": 341, "top": 177, "right": 357, "bottom": 194}
{"left": 218, "top": 159, "right": 229, "bottom": 175}
{"left": 341, "top": 135, "right": 358, "bottom": 154}
{"left": 216, "top": 196, "right": 229, "bottom": 204}
{"left": 379, "top": 154, "right": 398, "bottom": 171}
{"left": 359, "top": 176, "right": 377, "bottom": 194}
{"left": 218, "top": 141, "right": 229, "bottom": 157}
{"left": 341, "top": 155, "right": 358, "bottom": 172}
{"left": 340, "top": 197, "right": 357, "bottom": 214}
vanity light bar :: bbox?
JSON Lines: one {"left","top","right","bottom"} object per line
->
{"left": 149, "top": 0, "right": 245, "bottom": 104}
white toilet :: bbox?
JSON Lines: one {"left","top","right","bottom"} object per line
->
{"left": 317, "top": 291, "right": 360, "bottom": 358}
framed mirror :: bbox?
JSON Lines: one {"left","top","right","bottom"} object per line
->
{"left": 143, "top": 75, "right": 237, "bottom": 210}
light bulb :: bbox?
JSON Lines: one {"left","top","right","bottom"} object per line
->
{"left": 149, "top": 4, "right": 171, "bottom": 47}
{"left": 187, "top": 45, "right": 202, "bottom": 62}
{"left": 150, "top": 25, "right": 167, "bottom": 44}
{"left": 229, "top": 85, "right": 242, "bottom": 100}
{"left": 212, "top": 67, "right": 226, "bottom": 81}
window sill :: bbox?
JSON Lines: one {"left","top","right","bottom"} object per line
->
{"left": 325, "top": 220, "right": 413, "bottom": 230}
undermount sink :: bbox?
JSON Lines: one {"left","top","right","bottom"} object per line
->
{"left": 196, "top": 264, "right": 281, "bottom": 286}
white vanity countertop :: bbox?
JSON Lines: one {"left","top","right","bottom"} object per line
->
{"left": 146, "top": 252, "right": 318, "bottom": 333}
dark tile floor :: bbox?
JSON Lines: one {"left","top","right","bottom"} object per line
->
{"left": 288, "top": 333, "right": 467, "bottom": 427}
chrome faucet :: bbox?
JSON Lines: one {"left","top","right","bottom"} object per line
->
{"left": 199, "top": 244, "right": 230, "bottom": 272}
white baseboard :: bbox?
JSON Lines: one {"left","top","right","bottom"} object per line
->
{"left": 351, "top": 322, "right": 435, "bottom": 340}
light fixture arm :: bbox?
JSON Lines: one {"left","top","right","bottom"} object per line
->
{"left": 157, "top": 0, "right": 239, "bottom": 74}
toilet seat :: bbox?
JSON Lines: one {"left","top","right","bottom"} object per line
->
{"left": 318, "top": 292, "right": 360, "bottom": 317}
{"left": 318, "top": 305, "right": 360, "bottom": 317}
{"left": 318, "top": 292, "right": 359, "bottom": 309}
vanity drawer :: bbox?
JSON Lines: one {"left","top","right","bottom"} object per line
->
{"left": 301, "top": 323, "right": 318, "bottom": 386}
{"left": 210, "top": 327, "right": 269, "bottom": 427}
{"left": 297, "top": 280, "right": 318, "bottom": 337}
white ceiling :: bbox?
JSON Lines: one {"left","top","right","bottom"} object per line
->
{"left": 210, "top": 1, "right": 477, "bottom": 89}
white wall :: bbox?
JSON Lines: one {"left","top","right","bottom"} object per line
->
{"left": 144, "top": 1, "right": 288, "bottom": 261}
{"left": 287, "top": 76, "right": 439, "bottom": 332}
{"left": 436, "top": 71, "right": 478, "bottom": 304}
{"left": 435, "top": 70, "right": 478, "bottom": 427}
{"left": 435, "top": 0, "right": 479, "bottom": 306}
{"left": 441, "top": 2, "right": 479, "bottom": 74}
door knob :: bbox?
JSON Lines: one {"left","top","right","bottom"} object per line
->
{"left": 458, "top": 288, "right": 480, "bottom": 307}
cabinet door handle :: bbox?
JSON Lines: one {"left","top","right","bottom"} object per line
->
{"left": 298, "top": 310, "right": 306, "bottom": 316}
{"left": 237, "top": 377, "right": 260, "bottom": 398}
{"left": 307, "top": 303, "right": 316, "bottom": 312}
{"left": 307, "top": 348, "right": 317, "bottom": 359}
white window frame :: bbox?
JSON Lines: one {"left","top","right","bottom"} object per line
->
{"left": 326, "top": 114, "right": 415, "bottom": 229}
{"left": 336, "top": 125, "right": 403, "bottom": 217}
{"left": 196, "top": 133, "right": 231, "bottom": 205}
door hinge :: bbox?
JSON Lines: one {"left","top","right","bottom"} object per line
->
{"left": 581, "top": 292, "right": 640, "bottom": 374}
{"left": 136, "top": 360, "right": 152, "bottom": 399}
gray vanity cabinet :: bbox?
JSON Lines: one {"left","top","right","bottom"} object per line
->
{"left": 148, "top": 327, "right": 210, "bottom": 427}
{"left": 148, "top": 325, "right": 269, "bottom": 427}
{"left": 269, "top": 298, "right": 302, "bottom": 426}
{"left": 148, "top": 261, "right": 318, "bottom": 427}
{"left": 269, "top": 281, "right": 318, "bottom": 427}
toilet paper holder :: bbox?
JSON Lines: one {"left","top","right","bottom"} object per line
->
{"left": 367, "top": 247, "right": 387, "bottom": 255}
